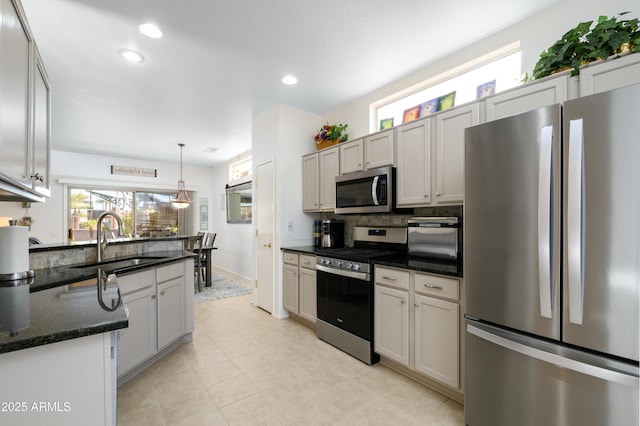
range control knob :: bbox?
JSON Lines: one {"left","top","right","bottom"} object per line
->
{"left": 325, "top": 259, "right": 331, "bottom": 266}
{"left": 353, "top": 263, "right": 361, "bottom": 271}
{"left": 347, "top": 262, "right": 354, "bottom": 269}
{"left": 335, "top": 260, "right": 342, "bottom": 267}
{"left": 318, "top": 258, "right": 325, "bottom": 264}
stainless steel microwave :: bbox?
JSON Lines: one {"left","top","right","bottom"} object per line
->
{"left": 335, "top": 166, "right": 395, "bottom": 214}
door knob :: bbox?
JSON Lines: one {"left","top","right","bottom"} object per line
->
{"left": 264, "top": 242, "right": 272, "bottom": 248}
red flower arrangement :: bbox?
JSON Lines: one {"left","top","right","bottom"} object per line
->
{"left": 313, "top": 123, "right": 349, "bottom": 143}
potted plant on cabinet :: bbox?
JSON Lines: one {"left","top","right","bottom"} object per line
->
{"left": 532, "top": 12, "right": 639, "bottom": 80}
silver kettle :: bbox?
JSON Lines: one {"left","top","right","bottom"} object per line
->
{"left": 321, "top": 219, "right": 344, "bottom": 248}
{"left": 321, "top": 232, "right": 334, "bottom": 248}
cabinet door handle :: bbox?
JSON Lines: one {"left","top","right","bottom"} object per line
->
{"left": 151, "top": 294, "right": 156, "bottom": 299}
{"left": 302, "top": 260, "right": 310, "bottom": 265}
{"left": 424, "top": 284, "right": 443, "bottom": 290}
{"left": 414, "top": 303, "right": 419, "bottom": 307}
{"left": 382, "top": 276, "right": 396, "bottom": 281}
{"left": 161, "top": 290, "right": 165, "bottom": 296}
{"left": 264, "top": 242, "right": 272, "bottom": 248}
{"left": 400, "top": 300, "right": 404, "bottom": 304}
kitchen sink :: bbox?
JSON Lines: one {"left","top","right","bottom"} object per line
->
{"left": 68, "top": 256, "right": 167, "bottom": 274}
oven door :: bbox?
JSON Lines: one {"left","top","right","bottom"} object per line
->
{"left": 316, "top": 266, "right": 373, "bottom": 341}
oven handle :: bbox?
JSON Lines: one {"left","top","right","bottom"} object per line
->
{"left": 316, "top": 264, "right": 370, "bottom": 281}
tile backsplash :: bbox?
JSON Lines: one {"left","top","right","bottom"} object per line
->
{"left": 320, "top": 205, "right": 462, "bottom": 246}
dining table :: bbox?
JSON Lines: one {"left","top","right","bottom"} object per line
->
{"left": 199, "top": 245, "right": 218, "bottom": 287}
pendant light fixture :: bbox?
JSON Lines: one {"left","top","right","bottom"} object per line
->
{"left": 171, "top": 143, "right": 191, "bottom": 209}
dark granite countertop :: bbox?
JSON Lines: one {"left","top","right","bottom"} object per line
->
{"left": 0, "top": 251, "right": 193, "bottom": 355}
{"left": 372, "top": 255, "right": 462, "bottom": 278}
{"left": 282, "top": 246, "right": 462, "bottom": 277}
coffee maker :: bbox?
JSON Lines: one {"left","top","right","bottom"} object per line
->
{"left": 321, "top": 219, "right": 344, "bottom": 248}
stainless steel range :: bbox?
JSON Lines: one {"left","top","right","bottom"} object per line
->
{"left": 315, "top": 226, "right": 406, "bottom": 364}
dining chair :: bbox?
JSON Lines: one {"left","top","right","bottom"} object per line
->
{"left": 198, "top": 233, "right": 217, "bottom": 283}
{"left": 184, "top": 235, "right": 204, "bottom": 292}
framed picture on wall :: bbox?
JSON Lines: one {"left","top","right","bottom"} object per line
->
{"left": 199, "top": 198, "right": 208, "bottom": 230}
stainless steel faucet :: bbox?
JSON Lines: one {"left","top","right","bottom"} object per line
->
{"left": 96, "top": 211, "right": 124, "bottom": 263}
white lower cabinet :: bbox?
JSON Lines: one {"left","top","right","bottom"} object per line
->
{"left": 374, "top": 284, "right": 409, "bottom": 365}
{"left": 282, "top": 251, "right": 316, "bottom": 323}
{"left": 375, "top": 265, "right": 461, "bottom": 390}
{"left": 414, "top": 293, "right": 459, "bottom": 388}
{"left": 117, "top": 261, "right": 187, "bottom": 379}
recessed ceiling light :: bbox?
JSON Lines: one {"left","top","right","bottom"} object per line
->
{"left": 203, "top": 147, "right": 218, "bottom": 154}
{"left": 281, "top": 75, "right": 298, "bottom": 85}
{"left": 118, "top": 48, "right": 145, "bottom": 63}
{"left": 139, "top": 23, "right": 163, "bottom": 39}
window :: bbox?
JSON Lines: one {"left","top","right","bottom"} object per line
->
{"left": 68, "top": 187, "right": 194, "bottom": 241}
{"left": 229, "top": 156, "right": 252, "bottom": 182}
{"left": 226, "top": 182, "right": 252, "bottom": 224}
{"left": 374, "top": 48, "right": 521, "bottom": 131}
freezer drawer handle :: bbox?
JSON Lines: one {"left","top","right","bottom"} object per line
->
{"left": 537, "top": 125, "right": 554, "bottom": 319}
{"left": 467, "top": 324, "right": 637, "bottom": 387}
{"left": 567, "top": 119, "right": 585, "bottom": 325}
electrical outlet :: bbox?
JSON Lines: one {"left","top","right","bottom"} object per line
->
{"left": 287, "top": 221, "right": 293, "bottom": 231}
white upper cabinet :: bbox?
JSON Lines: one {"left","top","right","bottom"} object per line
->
{"left": 340, "top": 129, "right": 395, "bottom": 175}
{"left": 0, "top": 0, "right": 32, "bottom": 192}
{"left": 0, "top": 0, "right": 50, "bottom": 201}
{"left": 365, "top": 129, "right": 395, "bottom": 170}
{"left": 579, "top": 54, "right": 640, "bottom": 96}
{"left": 302, "top": 153, "right": 319, "bottom": 211}
{"left": 339, "top": 138, "right": 364, "bottom": 174}
{"left": 396, "top": 118, "right": 432, "bottom": 207}
{"left": 484, "top": 72, "right": 578, "bottom": 122}
{"left": 303, "top": 147, "right": 339, "bottom": 212}
{"left": 434, "top": 102, "right": 480, "bottom": 204}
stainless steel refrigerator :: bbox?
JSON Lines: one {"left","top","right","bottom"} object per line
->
{"left": 464, "top": 84, "right": 639, "bottom": 426}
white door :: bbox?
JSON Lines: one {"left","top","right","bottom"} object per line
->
{"left": 255, "top": 160, "right": 275, "bottom": 313}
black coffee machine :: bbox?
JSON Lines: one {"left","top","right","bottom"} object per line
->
{"left": 321, "top": 219, "right": 344, "bottom": 248}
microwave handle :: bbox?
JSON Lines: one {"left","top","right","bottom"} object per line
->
{"left": 372, "top": 176, "right": 380, "bottom": 205}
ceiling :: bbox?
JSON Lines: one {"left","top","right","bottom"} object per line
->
{"left": 20, "top": 0, "right": 558, "bottom": 167}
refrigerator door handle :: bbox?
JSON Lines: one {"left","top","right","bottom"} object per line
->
{"left": 538, "top": 125, "right": 554, "bottom": 319}
{"left": 467, "top": 324, "right": 638, "bottom": 387}
{"left": 568, "top": 119, "right": 585, "bottom": 325}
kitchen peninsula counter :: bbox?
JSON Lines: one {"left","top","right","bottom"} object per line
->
{"left": 0, "top": 250, "right": 193, "bottom": 355}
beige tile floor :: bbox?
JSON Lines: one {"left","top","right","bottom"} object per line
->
{"left": 117, "top": 293, "right": 464, "bottom": 425}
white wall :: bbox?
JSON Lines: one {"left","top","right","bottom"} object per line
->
{"left": 252, "top": 104, "right": 321, "bottom": 316}
{"left": 0, "top": 150, "right": 217, "bottom": 244}
{"left": 207, "top": 159, "right": 255, "bottom": 281}
{"left": 322, "top": 0, "right": 638, "bottom": 137}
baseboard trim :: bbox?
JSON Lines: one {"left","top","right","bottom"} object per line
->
{"left": 380, "top": 357, "right": 464, "bottom": 405}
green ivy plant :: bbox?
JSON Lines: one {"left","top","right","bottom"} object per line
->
{"left": 532, "top": 12, "right": 639, "bottom": 80}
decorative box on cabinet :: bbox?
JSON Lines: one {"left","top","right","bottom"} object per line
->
{"left": 579, "top": 54, "right": 640, "bottom": 96}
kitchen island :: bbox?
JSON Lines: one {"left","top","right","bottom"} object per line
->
{"left": 0, "top": 241, "right": 194, "bottom": 426}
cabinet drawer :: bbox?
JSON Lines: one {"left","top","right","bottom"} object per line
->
{"left": 375, "top": 266, "right": 410, "bottom": 290}
{"left": 118, "top": 269, "right": 155, "bottom": 294}
{"left": 283, "top": 252, "right": 299, "bottom": 265}
{"left": 299, "top": 254, "right": 316, "bottom": 269}
{"left": 156, "top": 262, "right": 184, "bottom": 283}
{"left": 414, "top": 273, "right": 459, "bottom": 301}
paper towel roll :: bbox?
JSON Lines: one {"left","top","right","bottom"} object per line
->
{"left": 0, "top": 226, "right": 30, "bottom": 275}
